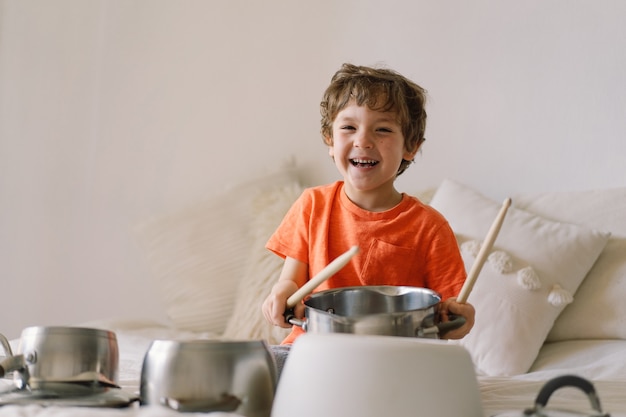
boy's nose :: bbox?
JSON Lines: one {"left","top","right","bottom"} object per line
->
{"left": 353, "top": 131, "right": 374, "bottom": 148}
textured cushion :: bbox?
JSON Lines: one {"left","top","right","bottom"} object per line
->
{"left": 430, "top": 179, "right": 609, "bottom": 376}
{"left": 514, "top": 187, "right": 626, "bottom": 341}
{"left": 134, "top": 165, "right": 299, "bottom": 335}
{"left": 222, "top": 182, "right": 304, "bottom": 344}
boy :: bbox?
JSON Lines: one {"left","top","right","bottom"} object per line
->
{"left": 262, "top": 63, "right": 474, "bottom": 348}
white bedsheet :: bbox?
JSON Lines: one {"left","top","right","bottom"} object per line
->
{"left": 481, "top": 340, "right": 626, "bottom": 416}
{"left": 2, "top": 319, "right": 626, "bottom": 417}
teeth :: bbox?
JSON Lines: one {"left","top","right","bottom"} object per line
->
{"left": 350, "top": 158, "right": 379, "bottom": 168}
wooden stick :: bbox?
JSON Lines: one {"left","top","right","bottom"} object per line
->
{"left": 457, "top": 198, "right": 512, "bottom": 303}
{"left": 286, "top": 245, "right": 360, "bottom": 308}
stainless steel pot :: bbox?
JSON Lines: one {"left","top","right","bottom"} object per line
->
{"left": 140, "top": 339, "right": 277, "bottom": 417}
{"left": 287, "top": 285, "right": 465, "bottom": 338}
{"left": 0, "top": 326, "right": 119, "bottom": 390}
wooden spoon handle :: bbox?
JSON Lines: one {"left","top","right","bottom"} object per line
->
{"left": 457, "top": 198, "right": 512, "bottom": 303}
{"left": 286, "top": 245, "right": 360, "bottom": 308}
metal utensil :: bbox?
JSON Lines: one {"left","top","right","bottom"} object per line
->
{"left": 140, "top": 339, "right": 276, "bottom": 416}
{"left": 288, "top": 285, "right": 465, "bottom": 338}
{"left": 0, "top": 326, "right": 119, "bottom": 390}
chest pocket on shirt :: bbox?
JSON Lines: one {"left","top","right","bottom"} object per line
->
{"left": 360, "top": 239, "right": 420, "bottom": 286}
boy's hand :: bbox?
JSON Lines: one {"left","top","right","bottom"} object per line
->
{"left": 438, "top": 297, "right": 475, "bottom": 340}
{"left": 262, "top": 280, "right": 304, "bottom": 328}
{"left": 262, "top": 256, "right": 309, "bottom": 328}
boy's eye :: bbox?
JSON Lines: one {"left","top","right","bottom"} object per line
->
{"left": 340, "top": 125, "right": 356, "bottom": 131}
{"left": 377, "top": 127, "right": 392, "bottom": 133}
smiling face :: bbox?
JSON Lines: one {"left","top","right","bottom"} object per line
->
{"left": 328, "top": 101, "right": 419, "bottom": 210}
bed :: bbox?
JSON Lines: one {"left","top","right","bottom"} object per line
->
{"left": 2, "top": 169, "right": 625, "bottom": 417}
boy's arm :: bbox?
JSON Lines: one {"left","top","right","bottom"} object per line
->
{"left": 262, "top": 257, "right": 308, "bottom": 328}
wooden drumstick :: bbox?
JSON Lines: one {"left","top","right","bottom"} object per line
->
{"left": 457, "top": 198, "right": 512, "bottom": 303}
{"left": 286, "top": 245, "right": 360, "bottom": 308}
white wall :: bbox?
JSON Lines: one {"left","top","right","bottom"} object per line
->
{"left": 1, "top": 0, "right": 624, "bottom": 339}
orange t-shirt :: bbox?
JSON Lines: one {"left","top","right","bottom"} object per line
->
{"left": 266, "top": 181, "right": 466, "bottom": 344}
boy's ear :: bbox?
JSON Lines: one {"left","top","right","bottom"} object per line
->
{"left": 404, "top": 148, "right": 418, "bottom": 160}
{"left": 325, "top": 136, "right": 334, "bottom": 157}
{"left": 404, "top": 137, "right": 425, "bottom": 159}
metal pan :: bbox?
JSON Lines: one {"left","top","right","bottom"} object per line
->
{"left": 0, "top": 326, "right": 119, "bottom": 390}
{"left": 288, "top": 285, "right": 465, "bottom": 338}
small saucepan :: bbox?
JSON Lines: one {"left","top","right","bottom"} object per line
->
{"left": 287, "top": 285, "right": 465, "bottom": 338}
{"left": 0, "top": 326, "right": 119, "bottom": 390}
{"left": 140, "top": 339, "right": 277, "bottom": 416}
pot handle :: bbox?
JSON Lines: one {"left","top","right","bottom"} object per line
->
{"left": 0, "top": 333, "right": 18, "bottom": 378}
{"left": 284, "top": 307, "right": 310, "bottom": 332}
{"left": 286, "top": 314, "right": 307, "bottom": 332}
{"left": 0, "top": 333, "right": 13, "bottom": 357}
{"left": 0, "top": 336, "right": 30, "bottom": 388}
{"left": 0, "top": 354, "right": 25, "bottom": 379}
{"left": 437, "top": 314, "right": 466, "bottom": 337}
{"left": 283, "top": 307, "right": 296, "bottom": 326}
{"left": 524, "top": 375, "right": 609, "bottom": 417}
{"left": 417, "top": 315, "right": 466, "bottom": 338}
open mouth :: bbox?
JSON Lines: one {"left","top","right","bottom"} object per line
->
{"left": 350, "top": 158, "right": 379, "bottom": 168}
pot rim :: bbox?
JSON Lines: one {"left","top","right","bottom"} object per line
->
{"left": 307, "top": 285, "right": 442, "bottom": 297}
{"left": 147, "top": 339, "right": 269, "bottom": 351}
{"left": 20, "top": 326, "right": 116, "bottom": 339}
{"left": 303, "top": 285, "right": 442, "bottom": 318}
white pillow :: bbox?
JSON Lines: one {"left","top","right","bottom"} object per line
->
{"left": 429, "top": 179, "right": 609, "bottom": 376}
{"left": 134, "top": 165, "right": 299, "bottom": 335}
{"left": 514, "top": 187, "right": 626, "bottom": 341}
{"left": 222, "top": 182, "right": 304, "bottom": 344}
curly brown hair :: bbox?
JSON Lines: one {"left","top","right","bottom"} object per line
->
{"left": 320, "top": 63, "right": 427, "bottom": 176}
